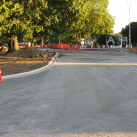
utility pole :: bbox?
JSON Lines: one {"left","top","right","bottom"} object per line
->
{"left": 120, "top": 36, "right": 122, "bottom": 49}
{"left": 127, "top": 0, "right": 132, "bottom": 48}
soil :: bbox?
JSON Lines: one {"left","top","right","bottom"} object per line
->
{"left": 0, "top": 48, "right": 55, "bottom": 76}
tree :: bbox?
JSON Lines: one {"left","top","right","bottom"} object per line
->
{"left": 121, "top": 22, "right": 137, "bottom": 46}
{"left": 0, "top": 1, "right": 25, "bottom": 52}
{"left": 97, "top": 34, "right": 109, "bottom": 45}
{"left": 0, "top": 0, "right": 115, "bottom": 50}
{"left": 61, "top": 0, "right": 115, "bottom": 43}
{"left": 0, "top": 0, "right": 81, "bottom": 51}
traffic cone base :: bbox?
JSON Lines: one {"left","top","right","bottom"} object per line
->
{"left": 0, "top": 68, "right": 5, "bottom": 83}
{"left": 0, "top": 80, "right": 5, "bottom": 83}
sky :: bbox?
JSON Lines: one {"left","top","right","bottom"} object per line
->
{"left": 108, "top": 0, "right": 137, "bottom": 34}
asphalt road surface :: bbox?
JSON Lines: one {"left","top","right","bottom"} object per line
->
{"left": 1, "top": 49, "right": 137, "bottom": 137}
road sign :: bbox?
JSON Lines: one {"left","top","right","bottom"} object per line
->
{"left": 119, "top": 37, "right": 128, "bottom": 42}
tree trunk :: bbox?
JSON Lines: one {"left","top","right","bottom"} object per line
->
{"left": 81, "top": 32, "right": 84, "bottom": 38}
{"left": 76, "top": 33, "right": 79, "bottom": 44}
{"left": 31, "top": 41, "right": 34, "bottom": 47}
{"left": 41, "top": 37, "right": 44, "bottom": 47}
{"left": 14, "top": 36, "right": 19, "bottom": 50}
{"left": 7, "top": 37, "right": 19, "bottom": 53}
{"left": 7, "top": 40, "right": 14, "bottom": 53}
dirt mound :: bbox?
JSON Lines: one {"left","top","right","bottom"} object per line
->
{"left": 6, "top": 47, "right": 46, "bottom": 58}
{"left": 0, "top": 48, "right": 55, "bottom": 76}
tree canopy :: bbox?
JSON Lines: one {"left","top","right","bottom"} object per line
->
{"left": 0, "top": 0, "right": 115, "bottom": 50}
{"left": 121, "top": 22, "right": 137, "bottom": 45}
{"left": 57, "top": 0, "right": 115, "bottom": 43}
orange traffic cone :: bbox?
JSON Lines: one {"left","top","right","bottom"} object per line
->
{"left": 85, "top": 46, "right": 86, "bottom": 49}
{"left": 0, "top": 68, "right": 5, "bottom": 83}
{"left": 125, "top": 47, "right": 126, "bottom": 52}
{"left": 130, "top": 45, "right": 132, "bottom": 50}
{"left": 91, "top": 46, "right": 92, "bottom": 49}
{"left": 113, "top": 45, "right": 114, "bottom": 49}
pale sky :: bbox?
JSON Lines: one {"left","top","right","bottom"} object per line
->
{"left": 108, "top": 0, "right": 137, "bottom": 34}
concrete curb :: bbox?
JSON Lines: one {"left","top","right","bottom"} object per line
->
{"left": 3, "top": 52, "right": 59, "bottom": 80}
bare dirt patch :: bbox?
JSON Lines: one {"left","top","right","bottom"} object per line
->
{"left": 0, "top": 48, "right": 55, "bottom": 76}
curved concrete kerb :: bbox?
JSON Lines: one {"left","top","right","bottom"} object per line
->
{"left": 3, "top": 52, "right": 59, "bottom": 80}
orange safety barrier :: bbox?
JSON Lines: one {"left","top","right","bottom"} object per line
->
{"left": 43, "top": 45, "right": 48, "bottom": 48}
{"left": 34, "top": 45, "right": 42, "bottom": 48}
{"left": 69, "top": 44, "right": 81, "bottom": 49}
{"left": 42, "top": 44, "right": 82, "bottom": 49}
{"left": 0, "top": 47, "right": 5, "bottom": 52}
{"left": 44, "top": 44, "right": 69, "bottom": 49}
{"left": 130, "top": 48, "right": 137, "bottom": 53}
{"left": 19, "top": 45, "right": 28, "bottom": 48}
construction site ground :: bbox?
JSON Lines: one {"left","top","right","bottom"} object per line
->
{"left": 0, "top": 48, "right": 55, "bottom": 76}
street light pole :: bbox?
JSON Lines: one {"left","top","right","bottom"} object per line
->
{"left": 127, "top": 0, "right": 132, "bottom": 48}
{"left": 120, "top": 36, "right": 122, "bottom": 49}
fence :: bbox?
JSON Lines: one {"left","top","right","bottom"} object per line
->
{"left": 42, "top": 44, "right": 81, "bottom": 49}
{"left": 130, "top": 48, "right": 137, "bottom": 53}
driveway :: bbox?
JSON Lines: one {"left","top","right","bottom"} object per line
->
{"left": 0, "top": 49, "right": 137, "bottom": 137}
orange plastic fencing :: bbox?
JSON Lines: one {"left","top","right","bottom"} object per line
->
{"left": 42, "top": 44, "right": 81, "bottom": 49}
{"left": 130, "top": 48, "right": 137, "bottom": 53}
{"left": 34, "top": 45, "right": 42, "bottom": 48}
{"left": 0, "top": 47, "right": 5, "bottom": 52}
{"left": 69, "top": 44, "right": 81, "bottom": 49}
{"left": 19, "top": 45, "right": 28, "bottom": 48}
{"left": 26, "top": 44, "right": 82, "bottom": 49}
